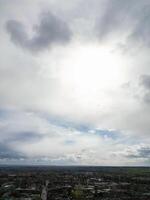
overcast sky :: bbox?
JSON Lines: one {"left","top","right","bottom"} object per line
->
{"left": 1, "top": 0, "right": 150, "bottom": 166}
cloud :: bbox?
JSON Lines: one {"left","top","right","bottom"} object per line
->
{"left": 140, "top": 75, "right": 150, "bottom": 90}
{"left": 0, "top": 105, "right": 149, "bottom": 165}
{"left": 95, "top": 0, "right": 150, "bottom": 49}
{"left": 139, "top": 74, "right": 150, "bottom": 104}
{"left": 2, "top": 0, "right": 150, "bottom": 165}
{"left": 110, "top": 144, "right": 150, "bottom": 166}
{"left": 137, "top": 147, "right": 150, "bottom": 159}
{"left": 120, "top": 145, "right": 150, "bottom": 161}
{"left": 0, "top": 108, "right": 129, "bottom": 165}
{"left": 0, "top": 142, "right": 25, "bottom": 160}
{"left": 96, "top": 0, "right": 133, "bottom": 40}
{"left": 6, "top": 12, "right": 72, "bottom": 52}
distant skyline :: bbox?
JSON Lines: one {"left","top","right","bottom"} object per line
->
{"left": 1, "top": 0, "right": 150, "bottom": 166}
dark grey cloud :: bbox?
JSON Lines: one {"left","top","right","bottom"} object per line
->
{"left": 0, "top": 109, "right": 46, "bottom": 148}
{"left": 129, "top": 6, "right": 150, "bottom": 47}
{"left": 6, "top": 12, "right": 72, "bottom": 52}
{"left": 6, "top": 132, "right": 43, "bottom": 143}
{"left": 96, "top": 0, "right": 150, "bottom": 47}
{"left": 0, "top": 143, "right": 25, "bottom": 160}
{"left": 0, "top": 132, "right": 41, "bottom": 160}
{"left": 96, "top": 0, "right": 133, "bottom": 39}
{"left": 139, "top": 147, "right": 150, "bottom": 158}
{"left": 143, "top": 93, "right": 150, "bottom": 104}
{"left": 139, "top": 75, "right": 150, "bottom": 103}
{"left": 127, "top": 146, "right": 150, "bottom": 159}
{"left": 140, "top": 75, "right": 150, "bottom": 90}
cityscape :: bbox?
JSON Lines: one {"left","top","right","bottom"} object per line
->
{"left": 0, "top": 166, "right": 150, "bottom": 200}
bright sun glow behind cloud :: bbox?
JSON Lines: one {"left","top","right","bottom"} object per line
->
{"left": 58, "top": 44, "right": 127, "bottom": 107}
{"left": 62, "top": 44, "right": 125, "bottom": 88}
{"left": 37, "top": 43, "right": 129, "bottom": 124}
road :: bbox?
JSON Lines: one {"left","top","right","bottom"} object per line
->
{"left": 41, "top": 180, "right": 49, "bottom": 200}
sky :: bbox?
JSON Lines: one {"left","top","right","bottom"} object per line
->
{"left": 1, "top": 0, "right": 150, "bottom": 166}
